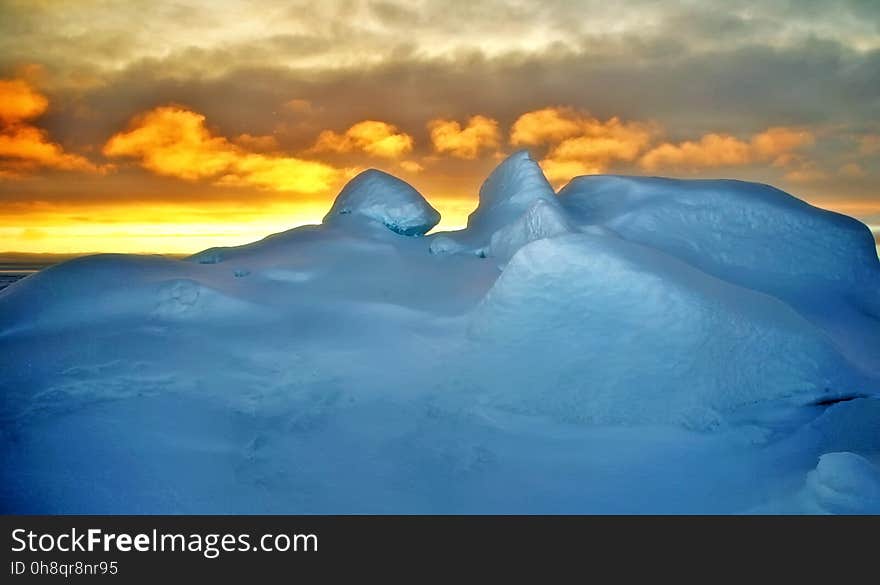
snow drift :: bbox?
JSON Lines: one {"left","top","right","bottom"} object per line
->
{"left": 1, "top": 152, "right": 878, "bottom": 514}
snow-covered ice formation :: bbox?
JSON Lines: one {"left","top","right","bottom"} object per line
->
{"left": 1, "top": 151, "right": 878, "bottom": 514}
{"left": 323, "top": 168, "right": 441, "bottom": 236}
{"left": 433, "top": 150, "right": 564, "bottom": 257}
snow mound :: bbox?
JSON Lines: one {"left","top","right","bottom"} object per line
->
{"left": 485, "top": 198, "right": 574, "bottom": 264}
{"left": 432, "top": 150, "right": 565, "bottom": 255}
{"left": 0, "top": 254, "right": 181, "bottom": 333}
{"left": 469, "top": 151, "right": 558, "bottom": 230}
{"left": 468, "top": 233, "right": 853, "bottom": 425}
{"left": 557, "top": 175, "right": 880, "bottom": 377}
{"left": 557, "top": 175, "right": 879, "bottom": 289}
{"left": 804, "top": 452, "right": 880, "bottom": 514}
{"left": 323, "top": 169, "right": 440, "bottom": 236}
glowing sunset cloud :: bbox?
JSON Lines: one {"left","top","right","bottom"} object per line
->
{"left": 104, "top": 106, "right": 344, "bottom": 193}
{"left": 311, "top": 121, "right": 414, "bottom": 159}
{"left": 428, "top": 116, "right": 501, "bottom": 159}
{"left": 0, "top": 78, "right": 101, "bottom": 176}
{"left": 640, "top": 127, "right": 815, "bottom": 172}
{"left": 511, "top": 107, "right": 657, "bottom": 183}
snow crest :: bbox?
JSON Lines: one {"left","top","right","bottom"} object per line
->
{"left": 323, "top": 169, "right": 440, "bottom": 236}
{"left": 435, "top": 150, "right": 565, "bottom": 256}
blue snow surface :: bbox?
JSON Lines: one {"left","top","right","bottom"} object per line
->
{"left": 2, "top": 151, "right": 879, "bottom": 514}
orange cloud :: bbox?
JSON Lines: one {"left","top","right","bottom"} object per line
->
{"left": 839, "top": 162, "right": 866, "bottom": 178}
{"left": 311, "top": 120, "right": 413, "bottom": 158}
{"left": 428, "top": 115, "right": 500, "bottom": 159}
{"left": 510, "top": 107, "right": 588, "bottom": 146}
{"left": 0, "top": 79, "right": 49, "bottom": 124}
{"left": 639, "top": 127, "right": 814, "bottom": 171}
{"left": 104, "top": 106, "right": 342, "bottom": 193}
{"left": 784, "top": 160, "right": 827, "bottom": 183}
{"left": 0, "top": 78, "right": 100, "bottom": 176}
{"left": 284, "top": 99, "right": 313, "bottom": 114}
{"left": 234, "top": 133, "right": 280, "bottom": 152}
{"left": 511, "top": 107, "right": 656, "bottom": 183}
{"left": 399, "top": 160, "right": 424, "bottom": 173}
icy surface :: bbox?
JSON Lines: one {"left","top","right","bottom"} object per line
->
{"left": 1, "top": 152, "right": 879, "bottom": 513}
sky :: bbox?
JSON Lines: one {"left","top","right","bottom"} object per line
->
{"left": 0, "top": 0, "right": 878, "bottom": 254}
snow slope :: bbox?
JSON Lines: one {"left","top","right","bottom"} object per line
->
{"left": 1, "top": 153, "right": 878, "bottom": 514}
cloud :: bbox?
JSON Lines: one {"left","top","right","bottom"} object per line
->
{"left": 639, "top": 127, "right": 815, "bottom": 172}
{"left": 510, "top": 107, "right": 587, "bottom": 146}
{"left": 103, "top": 106, "right": 343, "bottom": 193}
{"left": 784, "top": 163, "right": 827, "bottom": 184}
{"left": 751, "top": 127, "right": 816, "bottom": 163}
{"left": 399, "top": 160, "right": 424, "bottom": 173}
{"left": 284, "top": 99, "right": 313, "bottom": 114}
{"left": 512, "top": 108, "right": 817, "bottom": 185}
{"left": 511, "top": 107, "right": 656, "bottom": 183}
{"left": 839, "top": 162, "right": 866, "bottom": 178}
{"left": 428, "top": 115, "right": 500, "bottom": 159}
{"left": 0, "top": 78, "right": 100, "bottom": 176}
{"left": 311, "top": 120, "right": 413, "bottom": 158}
{"left": 0, "top": 78, "right": 48, "bottom": 124}
{"left": 234, "top": 133, "right": 280, "bottom": 152}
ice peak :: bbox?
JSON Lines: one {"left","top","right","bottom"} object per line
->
{"left": 323, "top": 169, "right": 441, "bottom": 236}
{"left": 467, "top": 150, "right": 559, "bottom": 232}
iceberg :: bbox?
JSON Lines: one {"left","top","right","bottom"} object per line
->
{"left": 1, "top": 151, "right": 878, "bottom": 514}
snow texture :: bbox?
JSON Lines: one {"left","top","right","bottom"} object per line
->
{"left": 1, "top": 151, "right": 879, "bottom": 514}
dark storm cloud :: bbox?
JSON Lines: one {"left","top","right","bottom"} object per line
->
{"left": 36, "top": 34, "right": 878, "bottom": 146}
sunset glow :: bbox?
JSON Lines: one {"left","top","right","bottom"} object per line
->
{"left": 1, "top": 1, "right": 878, "bottom": 255}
